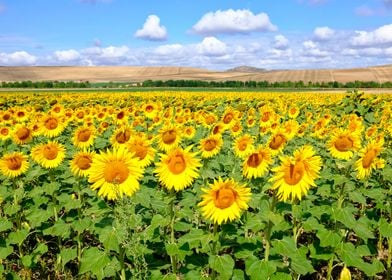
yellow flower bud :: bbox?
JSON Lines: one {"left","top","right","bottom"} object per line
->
{"left": 339, "top": 265, "right": 351, "bottom": 280}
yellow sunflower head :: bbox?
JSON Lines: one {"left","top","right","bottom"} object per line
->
{"left": 233, "top": 134, "right": 254, "bottom": 158}
{"left": 110, "top": 125, "right": 133, "bottom": 148}
{"left": 0, "top": 126, "right": 11, "bottom": 141}
{"left": 182, "top": 126, "right": 196, "bottom": 139}
{"left": 12, "top": 124, "right": 33, "bottom": 145}
{"left": 155, "top": 146, "right": 201, "bottom": 192}
{"left": 126, "top": 135, "right": 156, "bottom": 168}
{"left": 355, "top": 140, "right": 384, "bottom": 180}
{"left": 270, "top": 145, "right": 322, "bottom": 202}
{"left": 88, "top": 146, "right": 144, "bottom": 200}
{"left": 230, "top": 121, "right": 243, "bottom": 136}
{"left": 199, "top": 134, "right": 223, "bottom": 158}
{"left": 31, "top": 141, "right": 66, "bottom": 169}
{"left": 72, "top": 126, "right": 96, "bottom": 150}
{"left": 156, "top": 124, "right": 182, "bottom": 152}
{"left": 243, "top": 146, "right": 273, "bottom": 179}
{"left": 328, "top": 129, "right": 361, "bottom": 160}
{"left": 40, "top": 114, "right": 66, "bottom": 138}
{"left": 70, "top": 151, "right": 95, "bottom": 177}
{"left": 0, "top": 152, "right": 30, "bottom": 178}
{"left": 268, "top": 130, "right": 287, "bottom": 155}
{"left": 198, "top": 178, "right": 251, "bottom": 225}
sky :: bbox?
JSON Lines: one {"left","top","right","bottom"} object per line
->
{"left": 1, "top": 0, "right": 392, "bottom": 70}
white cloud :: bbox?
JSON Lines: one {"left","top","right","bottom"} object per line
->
{"left": 313, "top": 26, "right": 335, "bottom": 41}
{"left": 135, "top": 15, "right": 167, "bottom": 41}
{"left": 82, "top": 46, "right": 130, "bottom": 58}
{"left": 197, "top": 36, "right": 227, "bottom": 56}
{"left": 302, "top": 40, "right": 329, "bottom": 57}
{"left": 192, "top": 9, "right": 277, "bottom": 35}
{"left": 303, "top": 40, "right": 317, "bottom": 49}
{"left": 153, "top": 44, "right": 185, "bottom": 56}
{"left": 0, "top": 51, "right": 37, "bottom": 66}
{"left": 351, "top": 24, "right": 392, "bottom": 47}
{"left": 53, "top": 49, "right": 81, "bottom": 62}
{"left": 274, "top": 35, "right": 289, "bottom": 50}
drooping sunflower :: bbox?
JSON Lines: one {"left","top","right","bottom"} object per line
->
{"left": 233, "top": 134, "right": 254, "bottom": 158}
{"left": 156, "top": 124, "right": 182, "bottom": 152}
{"left": 355, "top": 140, "right": 385, "bottom": 180}
{"left": 88, "top": 146, "right": 143, "bottom": 200}
{"left": 72, "top": 126, "right": 96, "bottom": 150}
{"left": 12, "top": 124, "right": 33, "bottom": 145}
{"left": 110, "top": 125, "right": 133, "bottom": 148}
{"left": 199, "top": 134, "right": 223, "bottom": 158}
{"left": 198, "top": 177, "right": 251, "bottom": 225}
{"left": 327, "top": 129, "right": 361, "bottom": 160}
{"left": 127, "top": 135, "right": 156, "bottom": 168}
{"left": 31, "top": 141, "right": 66, "bottom": 169}
{"left": 70, "top": 151, "right": 95, "bottom": 177}
{"left": 243, "top": 146, "right": 273, "bottom": 179}
{"left": 0, "top": 152, "right": 30, "bottom": 178}
{"left": 269, "top": 145, "right": 322, "bottom": 202}
{"left": 40, "top": 114, "right": 66, "bottom": 138}
{"left": 267, "top": 130, "right": 288, "bottom": 155}
{"left": 155, "top": 146, "right": 201, "bottom": 191}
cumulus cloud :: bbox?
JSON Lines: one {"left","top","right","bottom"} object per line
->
{"left": 302, "top": 40, "right": 329, "bottom": 57}
{"left": 274, "top": 35, "right": 289, "bottom": 50}
{"left": 153, "top": 44, "right": 185, "bottom": 56}
{"left": 351, "top": 24, "right": 392, "bottom": 47}
{"left": 313, "top": 26, "right": 335, "bottom": 41}
{"left": 0, "top": 51, "right": 37, "bottom": 66}
{"left": 135, "top": 15, "right": 167, "bottom": 41}
{"left": 53, "top": 49, "right": 81, "bottom": 62}
{"left": 192, "top": 9, "right": 277, "bottom": 35}
{"left": 197, "top": 37, "right": 227, "bottom": 56}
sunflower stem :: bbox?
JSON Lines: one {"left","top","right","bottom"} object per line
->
{"left": 211, "top": 223, "right": 219, "bottom": 280}
{"left": 168, "top": 190, "right": 177, "bottom": 275}
{"left": 326, "top": 257, "right": 334, "bottom": 280}
{"left": 264, "top": 195, "right": 276, "bottom": 262}
{"left": 387, "top": 237, "right": 392, "bottom": 280}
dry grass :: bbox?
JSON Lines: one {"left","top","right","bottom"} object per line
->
{"left": 1, "top": 65, "right": 392, "bottom": 83}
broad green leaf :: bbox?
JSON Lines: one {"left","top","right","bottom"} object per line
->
{"left": 316, "top": 228, "right": 342, "bottom": 248}
{"left": 379, "top": 218, "right": 392, "bottom": 238}
{"left": 99, "top": 229, "right": 119, "bottom": 253}
{"left": 353, "top": 217, "right": 374, "bottom": 240}
{"left": 246, "top": 259, "right": 277, "bottom": 280}
{"left": 232, "top": 269, "right": 245, "bottom": 280}
{"left": 336, "top": 242, "right": 363, "bottom": 268}
{"left": 25, "top": 208, "right": 52, "bottom": 228}
{"left": 290, "top": 252, "right": 315, "bottom": 275}
{"left": 271, "top": 237, "right": 297, "bottom": 257}
{"left": 178, "top": 229, "right": 206, "bottom": 249}
{"left": 8, "top": 229, "right": 29, "bottom": 245}
{"left": 0, "top": 245, "right": 13, "bottom": 259}
{"left": 0, "top": 218, "right": 13, "bottom": 232}
{"left": 270, "top": 272, "right": 292, "bottom": 280}
{"left": 79, "top": 247, "right": 111, "bottom": 280}
{"left": 43, "top": 220, "right": 71, "bottom": 238}
{"left": 59, "top": 248, "right": 77, "bottom": 267}
{"left": 302, "top": 217, "right": 324, "bottom": 232}
{"left": 209, "top": 254, "right": 234, "bottom": 280}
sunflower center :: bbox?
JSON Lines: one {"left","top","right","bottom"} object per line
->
{"left": 117, "top": 112, "right": 125, "bottom": 120}
{"left": 214, "top": 187, "right": 237, "bottom": 209}
{"left": 16, "top": 127, "right": 31, "bottom": 140}
{"left": 75, "top": 155, "right": 92, "bottom": 170}
{"left": 362, "top": 149, "right": 377, "bottom": 169}
{"left": 77, "top": 128, "right": 92, "bottom": 142}
{"left": 145, "top": 105, "right": 154, "bottom": 112}
{"left": 104, "top": 160, "right": 129, "bottom": 184}
{"left": 334, "top": 136, "right": 353, "bottom": 152}
{"left": 53, "top": 107, "right": 61, "bottom": 113}
{"left": 261, "top": 112, "right": 270, "bottom": 122}
{"left": 116, "top": 130, "right": 131, "bottom": 144}
{"left": 238, "top": 140, "right": 248, "bottom": 151}
{"left": 290, "top": 108, "right": 297, "bottom": 115}
{"left": 232, "top": 124, "right": 240, "bottom": 132}
{"left": 132, "top": 143, "right": 148, "bottom": 160}
{"left": 43, "top": 145, "right": 59, "bottom": 160}
{"left": 162, "top": 129, "right": 176, "bottom": 145}
{"left": 1, "top": 128, "right": 9, "bottom": 136}
{"left": 45, "top": 117, "right": 58, "bottom": 130}
{"left": 284, "top": 161, "right": 305, "bottom": 185}
{"left": 205, "top": 115, "right": 215, "bottom": 125}
{"left": 17, "top": 111, "right": 25, "bottom": 118}
{"left": 204, "top": 139, "right": 217, "bottom": 151}
{"left": 223, "top": 113, "right": 234, "bottom": 124}
{"left": 3, "top": 113, "right": 11, "bottom": 121}
{"left": 269, "top": 134, "right": 286, "bottom": 150}
{"left": 247, "top": 153, "right": 261, "bottom": 168}
{"left": 6, "top": 157, "right": 22, "bottom": 170}
{"left": 167, "top": 153, "right": 186, "bottom": 174}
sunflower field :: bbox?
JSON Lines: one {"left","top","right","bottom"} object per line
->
{"left": 0, "top": 90, "right": 391, "bottom": 280}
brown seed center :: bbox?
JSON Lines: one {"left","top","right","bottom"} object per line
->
{"left": 77, "top": 128, "right": 92, "bottom": 142}
{"left": 167, "top": 153, "right": 186, "bottom": 174}
{"left": 214, "top": 187, "right": 237, "bottom": 209}
{"left": 16, "top": 127, "right": 31, "bottom": 141}
{"left": 334, "top": 136, "right": 353, "bottom": 152}
{"left": 116, "top": 130, "right": 131, "bottom": 144}
{"left": 104, "top": 160, "right": 129, "bottom": 184}
{"left": 204, "top": 139, "right": 217, "bottom": 151}
{"left": 162, "top": 129, "right": 176, "bottom": 145}
{"left": 247, "top": 153, "right": 261, "bottom": 168}
{"left": 75, "top": 155, "right": 92, "bottom": 170}
{"left": 269, "top": 134, "right": 286, "bottom": 150}
{"left": 223, "top": 113, "right": 234, "bottom": 124}
{"left": 6, "top": 156, "right": 23, "bottom": 170}
{"left": 284, "top": 161, "right": 305, "bottom": 185}
{"left": 45, "top": 117, "right": 58, "bottom": 130}
{"left": 362, "top": 149, "right": 377, "bottom": 169}
{"left": 132, "top": 143, "right": 148, "bottom": 160}
{"left": 43, "top": 145, "right": 59, "bottom": 160}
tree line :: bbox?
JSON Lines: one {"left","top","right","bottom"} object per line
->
{"left": 1, "top": 79, "right": 392, "bottom": 89}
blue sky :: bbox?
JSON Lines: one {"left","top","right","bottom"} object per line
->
{"left": 1, "top": 0, "right": 392, "bottom": 69}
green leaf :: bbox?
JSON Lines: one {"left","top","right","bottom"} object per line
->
{"left": 8, "top": 229, "right": 29, "bottom": 245}
{"left": 44, "top": 182, "right": 60, "bottom": 196}
{"left": 232, "top": 269, "right": 245, "bottom": 280}
{"left": 352, "top": 217, "right": 374, "bottom": 240}
{"left": 270, "top": 272, "right": 292, "bottom": 280}
{"left": 334, "top": 208, "right": 356, "bottom": 229}
{"left": 271, "top": 237, "right": 297, "bottom": 257}
{"left": 59, "top": 248, "right": 77, "bottom": 267}
{"left": 209, "top": 254, "right": 234, "bottom": 280}
{"left": 246, "top": 259, "right": 277, "bottom": 280}
{"left": 348, "top": 192, "right": 366, "bottom": 205}
{"left": 0, "top": 218, "right": 13, "bottom": 232}
{"left": 3, "top": 203, "right": 21, "bottom": 216}
{"left": 25, "top": 208, "right": 52, "bottom": 228}
{"left": 0, "top": 245, "right": 13, "bottom": 259}
{"left": 316, "top": 228, "right": 342, "bottom": 248}
{"left": 290, "top": 251, "right": 315, "bottom": 275}
{"left": 79, "top": 247, "right": 111, "bottom": 280}
{"left": 379, "top": 218, "right": 392, "bottom": 238}
{"left": 99, "top": 229, "right": 119, "bottom": 253}
{"left": 43, "top": 220, "right": 71, "bottom": 238}
{"left": 178, "top": 229, "right": 206, "bottom": 249}
{"left": 336, "top": 242, "right": 363, "bottom": 268}
{"left": 302, "top": 217, "right": 324, "bottom": 232}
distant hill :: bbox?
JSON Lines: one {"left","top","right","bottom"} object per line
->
{"left": 1, "top": 65, "right": 392, "bottom": 83}
{"left": 226, "top": 66, "right": 267, "bottom": 73}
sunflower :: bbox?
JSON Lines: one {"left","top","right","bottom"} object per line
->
{"left": 327, "top": 129, "right": 361, "bottom": 160}
{"left": 269, "top": 145, "right": 322, "bottom": 202}
{"left": 233, "top": 134, "right": 254, "bottom": 158}
{"left": 182, "top": 126, "right": 196, "bottom": 139}
{"left": 73, "top": 126, "right": 96, "bottom": 150}
{"left": 40, "top": 114, "right": 66, "bottom": 138}
{"left": 199, "top": 134, "right": 223, "bottom": 158}
{"left": 282, "top": 120, "right": 299, "bottom": 140}
{"left": 155, "top": 146, "right": 201, "bottom": 191}
{"left": 127, "top": 135, "right": 156, "bottom": 168}
{"left": 230, "top": 121, "right": 243, "bottom": 136}
{"left": 287, "top": 106, "right": 300, "bottom": 119}
{"left": 243, "top": 146, "right": 273, "bottom": 179}
{"left": 14, "top": 107, "right": 29, "bottom": 123}
{"left": 31, "top": 141, "right": 66, "bottom": 169}
{"left": 0, "top": 152, "right": 30, "bottom": 178}
{"left": 143, "top": 102, "right": 159, "bottom": 119}
{"left": 156, "top": 124, "right": 182, "bottom": 152}
{"left": 203, "top": 113, "right": 218, "bottom": 128}
{"left": 355, "top": 140, "right": 384, "bottom": 179}
{"left": 70, "top": 151, "right": 95, "bottom": 177}
{"left": 267, "top": 130, "right": 288, "bottom": 155}
{"left": 110, "top": 125, "right": 133, "bottom": 148}
{"left": 88, "top": 146, "right": 143, "bottom": 200}
{"left": 12, "top": 124, "right": 33, "bottom": 145}
{"left": 0, "top": 126, "right": 11, "bottom": 141}
{"left": 221, "top": 108, "right": 238, "bottom": 129}
{"left": 198, "top": 178, "right": 251, "bottom": 225}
